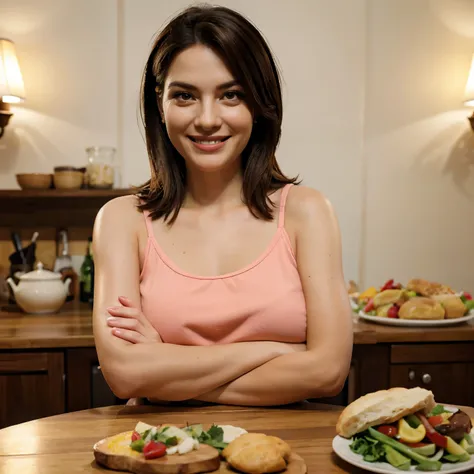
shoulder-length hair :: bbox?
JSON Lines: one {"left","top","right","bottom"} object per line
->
{"left": 136, "top": 4, "right": 298, "bottom": 223}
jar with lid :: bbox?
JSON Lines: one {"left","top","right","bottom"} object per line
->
{"left": 85, "top": 146, "right": 117, "bottom": 189}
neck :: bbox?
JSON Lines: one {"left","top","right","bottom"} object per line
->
{"left": 184, "top": 162, "right": 243, "bottom": 209}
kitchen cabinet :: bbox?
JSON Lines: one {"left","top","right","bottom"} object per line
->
{"left": 0, "top": 351, "right": 65, "bottom": 428}
{"left": 0, "top": 305, "right": 473, "bottom": 428}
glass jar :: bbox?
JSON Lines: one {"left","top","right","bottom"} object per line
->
{"left": 85, "top": 146, "right": 116, "bottom": 189}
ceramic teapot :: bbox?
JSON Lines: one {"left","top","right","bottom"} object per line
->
{"left": 6, "top": 262, "right": 71, "bottom": 314}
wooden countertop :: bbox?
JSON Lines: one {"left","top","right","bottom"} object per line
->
{"left": 0, "top": 303, "right": 473, "bottom": 349}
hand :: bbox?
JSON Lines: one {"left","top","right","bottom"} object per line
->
{"left": 107, "top": 296, "right": 161, "bottom": 344}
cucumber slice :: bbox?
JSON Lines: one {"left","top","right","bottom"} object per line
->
{"left": 412, "top": 444, "right": 436, "bottom": 456}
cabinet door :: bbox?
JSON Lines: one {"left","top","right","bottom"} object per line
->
{"left": 66, "top": 348, "right": 119, "bottom": 412}
{"left": 0, "top": 352, "right": 65, "bottom": 428}
{"left": 390, "top": 363, "right": 474, "bottom": 406}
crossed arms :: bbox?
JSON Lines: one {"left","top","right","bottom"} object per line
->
{"left": 92, "top": 191, "right": 353, "bottom": 406}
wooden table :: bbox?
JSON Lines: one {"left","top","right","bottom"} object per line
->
{"left": 0, "top": 402, "right": 473, "bottom": 474}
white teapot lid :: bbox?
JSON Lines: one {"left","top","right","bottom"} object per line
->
{"left": 19, "top": 262, "right": 62, "bottom": 281}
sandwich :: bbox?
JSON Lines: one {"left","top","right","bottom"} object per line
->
{"left": 336, "top": 387, "right": 474, "bottom": 471}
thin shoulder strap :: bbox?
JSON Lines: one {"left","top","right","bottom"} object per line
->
{"left": 278, "top": 184, "right": 293, "bottom": 228}
{"left": 142, "top": 209, "right": 154, "bottom": 238}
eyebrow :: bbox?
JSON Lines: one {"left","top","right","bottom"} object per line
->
{"left": 167, "top": 80, "right": 241, "bottom": 91}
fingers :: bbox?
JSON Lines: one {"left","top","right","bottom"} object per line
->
{"left": 107, "top": 305, "right": 140, "bottom": 319}
{"left": 111, "top": 327, "right": 145, "bottom": 344}
{"left": 107, "top": 316, "right": 141, "bottom": 332}
{"left": 118, "top": 295, "right": 136, "bottom": 308}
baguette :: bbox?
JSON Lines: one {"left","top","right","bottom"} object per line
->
{"left": 336, "top": 387, "right": 436, "bottom": 438}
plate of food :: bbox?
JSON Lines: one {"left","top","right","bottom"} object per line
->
{"left": 333, "top": 387, "right": 474, "bottom": 473}
{"left": 349, "top": 278, "right": 474, "bottom": 327}
{"left": 93, "top": 421, "right": 307, "bottom": 474}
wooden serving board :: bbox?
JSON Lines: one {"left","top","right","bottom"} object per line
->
{"left": 217, "top": 453, "right": 307, "bottom": 474}
{"left": 93, "top": 431, "right": 221, "bottom": 474}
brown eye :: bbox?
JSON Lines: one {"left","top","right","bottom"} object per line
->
{"left": 223, "top": 90, "right": 243, "bottom": 100}
{"left": 174, "top": 92, "right": 194, "bottom": 101}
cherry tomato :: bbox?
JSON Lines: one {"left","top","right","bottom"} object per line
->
{"left": 377, "top": 425, "right": 398, "bottom": 437}
{"left": 428, "top": 415, "right": 444, "bottom": 427}
{"left": 387, "top": 305, "right": 399, "bottom": 318}
{"left": 380, "top": 279, "right": 394, "bottom": 291}
{"left": 464, "top": 292, "right": 472, "bottom": 301}
{"left": 364, "top": 299, "right": 375, "bottom": 313}
{"left": 131, "top": 431, "right": 141, "bottom": 442}
{"left": 143, "top": 440, "right": 167, "bottom": 460}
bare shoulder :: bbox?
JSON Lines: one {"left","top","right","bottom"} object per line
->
{"left": 93, "top": 195, "right": 143, "bottom": 246}
{"left": 95, "top": 195, "right": 142, "bottom": 228}
{"left": 285, "top": 185, "right": 337, "bottom": 226}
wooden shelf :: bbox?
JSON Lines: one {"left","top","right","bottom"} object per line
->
{"left": 0, "top": 188, "right": 135, "bottom": 228}
{"left": 0, "top": 188, "right": 133, "bottom": 199}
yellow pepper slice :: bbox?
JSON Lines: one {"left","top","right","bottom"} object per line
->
{"left": 398, "top": 418, "right": 426, "bottom": 444}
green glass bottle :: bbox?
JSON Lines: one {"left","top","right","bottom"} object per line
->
{"left": 80, "top": 237, "right": 94, "bottom": 304}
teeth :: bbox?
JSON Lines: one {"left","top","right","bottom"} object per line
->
{"left": 196, "top": 140, "right": 222, "bottom": 144}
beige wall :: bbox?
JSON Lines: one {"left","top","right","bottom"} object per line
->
{"left": 363, "top": 0, "right": 474, "bottom": 291}
{"left": 1, "top": 0, "right": 473, "bottom": 291}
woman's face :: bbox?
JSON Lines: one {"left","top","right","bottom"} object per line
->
{"left": 161, "top": 44, "right": 253, "bottom": 173}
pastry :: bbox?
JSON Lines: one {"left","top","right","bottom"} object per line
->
{"left": 398, "top": 297, "right": 445, "bottom": 320}
{"left": 222, "top": 433, "right": 291, "bottom": 474}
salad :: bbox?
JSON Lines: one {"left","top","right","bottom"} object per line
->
{"left": 349, "top": 404, "right": 474, "bottom": 471}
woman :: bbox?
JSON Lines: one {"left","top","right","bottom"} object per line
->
{"left": 93, "top": 4, "right": 353, "bottom": 407}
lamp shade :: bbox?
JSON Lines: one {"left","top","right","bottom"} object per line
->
{"left": 464, "top": 53, "right": 474, "bottom": 107}
{"left": 0, "top": 39, "right": 25, "bottom": 103}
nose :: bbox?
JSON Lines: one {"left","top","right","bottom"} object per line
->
{"left": 194, "top": 98, "right": 222, "bottom": 130}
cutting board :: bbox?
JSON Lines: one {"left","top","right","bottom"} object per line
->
{"left": 93, "top": 431, "right": 307, "bottom": 474}
{"left": 93, "top": 431, "right": 221, "bottom": 474}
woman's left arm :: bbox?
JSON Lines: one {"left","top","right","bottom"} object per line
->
{"left": 196, "top": 187, "right": 353, "bottom": 406}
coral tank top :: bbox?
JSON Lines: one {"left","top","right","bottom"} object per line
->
{"left": 139, "top": 184, "right": 307, "bottom": 345}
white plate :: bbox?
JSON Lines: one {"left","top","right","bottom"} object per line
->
{"left": 332, "top": 435, "right": 474, "bottom": 473}
{"left": 357, "top": 310, "right": 474, "bottom": 327}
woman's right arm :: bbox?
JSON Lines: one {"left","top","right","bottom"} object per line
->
{"left": 93, "top": 196, "right": 293, "bottom": 401}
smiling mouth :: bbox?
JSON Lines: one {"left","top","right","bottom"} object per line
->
{"left": 188, "top": 136, "right": 230, "bottom": 144}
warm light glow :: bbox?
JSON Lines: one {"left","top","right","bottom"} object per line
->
{"left": 0, "top": 39, "right": 26, "bottom": 102}
{"left": 463, "top": 53, "right": 474, "bottom": 106}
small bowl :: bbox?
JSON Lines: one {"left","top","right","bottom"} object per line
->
{"left": 16, "top": 173, "right": 53, "bottom": 190}
{"left": 53, "top": 170, "right": 84, "bottom": 190}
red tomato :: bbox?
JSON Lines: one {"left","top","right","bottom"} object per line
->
{"left": 131, "top": 431, "right": 141, "bottom": 442}
{"left": 387, "top": 305, "right": 399, "bottom": 318}
{"left": 464, "top": 292, "right": 472, "bottom": 301}
{"left": 364, "top": 299, "right": 375, "bottom": 313}
{"left": 377, "top": 425, "right": 398, "bottom": 437}
{"left": 381, "top": 279, "right": 395, "bottom": 291}
{"left": 428, "top": 415, "right": 444, "bottom": 427}
{"left": 143, "top": 440, "right": 167, "bottom": 460}
{"left": 418, "top": 414, "right": 447, "bottom": 449}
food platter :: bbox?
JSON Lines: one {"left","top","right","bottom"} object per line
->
{"left": 333, "top": 400, "right": 474, "bottom": 473}
{"left": 357, "top": 310, "right": 474, "bottom": 327}
{"left": 332, "top": 435, "right": 474, "bottom": 473}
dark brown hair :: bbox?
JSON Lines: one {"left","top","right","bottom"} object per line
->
{"left": 136, "top": 4, "right": 298, "bottom": 223}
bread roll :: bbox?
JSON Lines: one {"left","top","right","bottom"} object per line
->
{"left": 407, "top": 278, "right": 454, "bottom": 297}
{"left": 222, "top": 433, "right": 291, "bottom": 474}
{"left": 398, "top": 297, "right": 445, "bottom": 320}
{"left": 373, "top": 289, "right": 406, "bottom": 308}
{"left": 432, "top": 295, "right": 466, "bottom": 319}
{"left": 336, "top": 387, "right": 436, "bottom": 439}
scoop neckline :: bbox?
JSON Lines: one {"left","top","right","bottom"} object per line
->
{"left": 148, "top": 227, "right": 286, "bottom": 280}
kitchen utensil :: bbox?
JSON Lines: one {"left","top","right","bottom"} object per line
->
{"left": 6, "top": 262, "right": 71, "bottom": 314}
{"left": 16, "top": 173, "right": 53, "bottom": 190}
